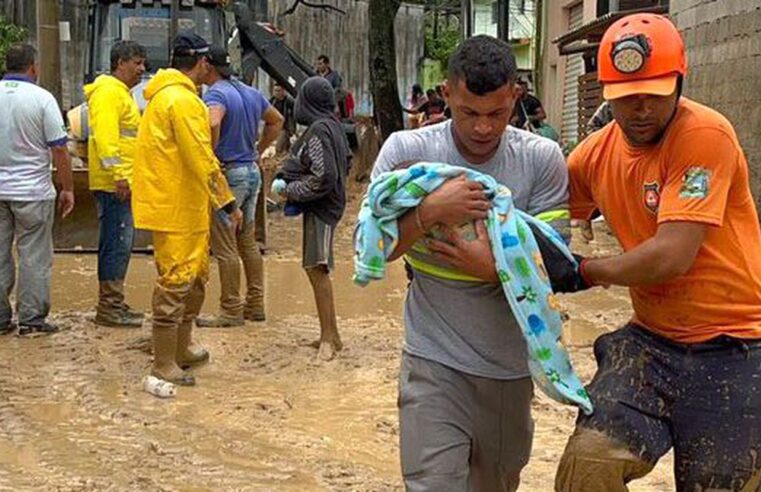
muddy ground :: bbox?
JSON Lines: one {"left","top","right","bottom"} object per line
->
{"left": 0, "top": 191, "right": 675, "bottom": 491}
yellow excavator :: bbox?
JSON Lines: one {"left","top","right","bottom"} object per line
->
{"left": 57, "top": 0, "right": 321, "bottom": 251}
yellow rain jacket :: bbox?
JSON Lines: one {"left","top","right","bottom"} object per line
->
{"left": 84, "top": 74, "right": 140, "bottom": 191}
{"left": 132, "top": 69, "right": 233, "bottom": 233}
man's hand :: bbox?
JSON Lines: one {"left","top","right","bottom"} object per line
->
{"left": 58, "top": 190, "right": 75, "bottom": 218}
{"left": 229, "top": 208, "right": 243, "bottom": 233}
{"left": 115, "top": 179, "right": 131, "bottom": 202}
{"left": 427, "top": 220, "right": 498, "bottom": 283}
{"left": 420, "top": 175, "right": 490, "bottom": 229}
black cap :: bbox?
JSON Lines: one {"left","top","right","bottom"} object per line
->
{"left": 207, "top": 45, "right": 233, "bottom": 78}
{"left": 172, "top": 31, "right": 210, "bottom": 57}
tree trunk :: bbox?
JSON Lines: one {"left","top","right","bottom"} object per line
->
{"left": 368, "top": 0, "right": 403, "bottom": 141}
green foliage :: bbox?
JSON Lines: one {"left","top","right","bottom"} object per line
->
{"left": 425, "top": 17, "right": 460, "bottom": 69}
{"left": 0, "top": 15, "right": 27, "bottom": 75}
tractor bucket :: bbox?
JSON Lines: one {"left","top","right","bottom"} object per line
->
{"left": 52, "top": 168, "right": 152, "bottom": 252}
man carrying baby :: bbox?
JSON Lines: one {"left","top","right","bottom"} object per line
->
{"left": 371, "top": 35, "right": 569, "bottom": 491}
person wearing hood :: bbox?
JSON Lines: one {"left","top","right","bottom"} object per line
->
{"left": 133, "top": 33, "right": 240, "bottom": 386}
{"left": 85, "top": 40, "right": 146, "bottom": 328}
{"left": 271, "top": 76, "right": 352, "bottom": 361}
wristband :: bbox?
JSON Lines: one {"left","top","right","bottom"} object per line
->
{"left": 578, "top": 258, "right": 595, "bottom": 287}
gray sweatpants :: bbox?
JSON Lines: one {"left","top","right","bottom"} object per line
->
{"left": 399, "top": 352, "right": 534, "bottom": 492}
{"left": 0, "top": 200, "right": 54, "bottom": 327}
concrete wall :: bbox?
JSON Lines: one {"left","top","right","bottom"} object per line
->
{"left": 671, "top": 0, "right": 761, "bottom": 209}
{"left": 269, "top": 0, "right": 425, "bottom": 115}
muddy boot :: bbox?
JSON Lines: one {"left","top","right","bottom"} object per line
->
{"left": 238, "top": 221, "right": 265, "bottom": 322}
{"left": 176, "top": 321, "right": 209, "bottom": 369}
{"left": 95, "top": 281, "right": 142, "bottom": 328}
{"left": 196, "top": 255, "right": 244, "bottom": 327}
{"left": 152, "top": 325, "right": 195, "bottom": 386}
{"left": 306, "top": 266, "right": 343, "bottom": 361}
{"left": 195, "top": 314, "right": 244, "bottom": 328}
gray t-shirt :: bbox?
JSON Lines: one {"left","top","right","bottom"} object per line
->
{"left": 372, "top": 120, "right": 569, "bottom": 379}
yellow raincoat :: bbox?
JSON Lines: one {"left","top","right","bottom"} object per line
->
{"left": 132, "top": 68, "right": 233, "bottom": 234}
{"left": 85, "top": 74, "right": 140, "bottom": 191}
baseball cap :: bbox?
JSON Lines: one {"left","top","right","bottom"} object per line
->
{"left": 207, "top": 46, "right": 233, "bottom": 78}
{"left": 172, "top": 31, "right": 210, "bottom": 57}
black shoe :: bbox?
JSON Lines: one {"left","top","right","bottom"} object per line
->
{"left": 18, "top": 322, "right": 59, "bottom": 336}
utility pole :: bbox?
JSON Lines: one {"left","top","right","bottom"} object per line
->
{"left": 460, "top": 0, "right": 472, "bottom": 39}
{"left": 37, "top": 0, "right": 62, "bottom": 104}
{"left": 497, "top": 0, "right": 510, "bottom": 43}
{"left": 170, "top": 0, "right": 179, "bottom": 62}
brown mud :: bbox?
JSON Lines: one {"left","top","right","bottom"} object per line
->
{"left": 0, "top": 199, "right": 674, "bottom": 490}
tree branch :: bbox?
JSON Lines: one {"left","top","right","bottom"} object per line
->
{"left": 283, "top": 0, "right": 347, "bottom": 16}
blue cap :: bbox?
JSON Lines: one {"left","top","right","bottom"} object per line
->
{"left": 172, "top": 31, "right": 210, "bottom": 56}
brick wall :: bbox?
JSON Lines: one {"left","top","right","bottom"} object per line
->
{"left": 671, "top": 0, "right": 761, "bottom": 211}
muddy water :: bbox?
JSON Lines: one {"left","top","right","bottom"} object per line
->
{"left": 0, "top": 216, "right": 674, "bottom": 491}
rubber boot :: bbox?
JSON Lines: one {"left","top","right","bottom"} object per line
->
{"left": 306, "top": 266, "right": 342, "bottom": 361}
{"left": 179, "top": 277, "right": 210, "bottom": 369}
{"left": 197, "top": 215, "right": 245, "bottom": 327}
{"left": 238, "top": 221, "right": 265, "bottom": 322}
{"left": 151, "top": 326, "right": 195, "bottom": 386}
{"left": 95, "top": 280, "right": 142, "bottom": 328}
{"left": 151, "top": 281, "right": 195, "bottom": 386}
{"left": 176, "top": 321, "right": 209, "bottom": 369}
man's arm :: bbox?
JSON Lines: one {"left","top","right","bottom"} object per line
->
{"left": 387, "top": 175, "right": 491, "bottom": 261}
{"left": 257, "top": 105, "right": 284, "bottom": 156}
{"left": 52, "top": 144, "right": 74, "bottom": 217}
{"left": 89, "top": 88, "right": 131, "bottom": 200}
{"left": 583, "top": 222, "right": 707, "bottom": 286}
{"left": 173, "top": 101, "right": 234, "bottom": 213}
{"left": 528, "top": 141, "right": 571, "bottom": 241}
{"left": 208, "top": 105, "right": 226, "bottom": 149}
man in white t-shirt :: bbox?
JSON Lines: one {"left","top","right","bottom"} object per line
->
{"left": 0, "top": 43, "right": 74, "bottom": 336}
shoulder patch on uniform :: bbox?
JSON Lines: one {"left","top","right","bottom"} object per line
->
{"left": 679, "top": 167, "right": 711, "bottom": 199}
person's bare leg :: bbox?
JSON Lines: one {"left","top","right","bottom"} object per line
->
{"left": 305, "top": 265, "right": 342, "bottom": 360}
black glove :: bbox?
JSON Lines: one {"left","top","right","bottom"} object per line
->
{"left": 527, "top": 222, "right": 594, "bottom": 293}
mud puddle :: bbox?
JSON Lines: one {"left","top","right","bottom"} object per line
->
{"left": 0, "top": 215, "right": 674, "bottom": 491}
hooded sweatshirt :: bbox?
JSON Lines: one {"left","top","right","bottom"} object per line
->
{"left": 277, "top": 76, "right": 352, "bottom": 227}
{"left": 84, "top": 74, "right": 140, "bottom": 192}
{"left": 132, "top": 69, "right": 233, "bottom": 233}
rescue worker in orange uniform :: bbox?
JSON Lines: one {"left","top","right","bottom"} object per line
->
{"left": 132, "top": 33, "right": 240, "bottom": 386}
{"left": 556, "top": 14, "right": 761, "bottom": 491}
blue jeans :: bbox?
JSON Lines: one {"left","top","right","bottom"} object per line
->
{"left": 216, "top": 164, "right": 261, "bottom": 226}
{"left": 94, "top": 191, "right": 135, "bottom": 282}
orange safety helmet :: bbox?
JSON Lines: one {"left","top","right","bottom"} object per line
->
{"left": 597, "top": 13, "right": 687, "bottom": 100}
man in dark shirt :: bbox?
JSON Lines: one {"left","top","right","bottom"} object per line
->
{"left": 270, "top": 83, "right": 295, "bottom": 154}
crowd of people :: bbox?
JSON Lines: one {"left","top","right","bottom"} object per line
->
{"left": 0, "top": 34, "right": 352, "bottom": 382}
{"left": 1, "top": 11, "right": 761, "bottom": 492}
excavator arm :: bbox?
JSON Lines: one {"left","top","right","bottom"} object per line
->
{"left": 232, "top": 2, "right": 315, "bottom": 96}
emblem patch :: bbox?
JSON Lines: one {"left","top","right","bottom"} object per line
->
{"left": 643, "top": 181, "right": 660, "bottom": 214}
{"left": 680, "top": 167, "right": 711, "bottom": 199}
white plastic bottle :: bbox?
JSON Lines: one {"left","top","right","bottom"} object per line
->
{"left": 142, "top": 375, "right": 177, "bottom": 398}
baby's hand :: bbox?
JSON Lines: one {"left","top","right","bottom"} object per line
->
{"left": 271, "top": 178, "right": 287, "bottom": 196}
